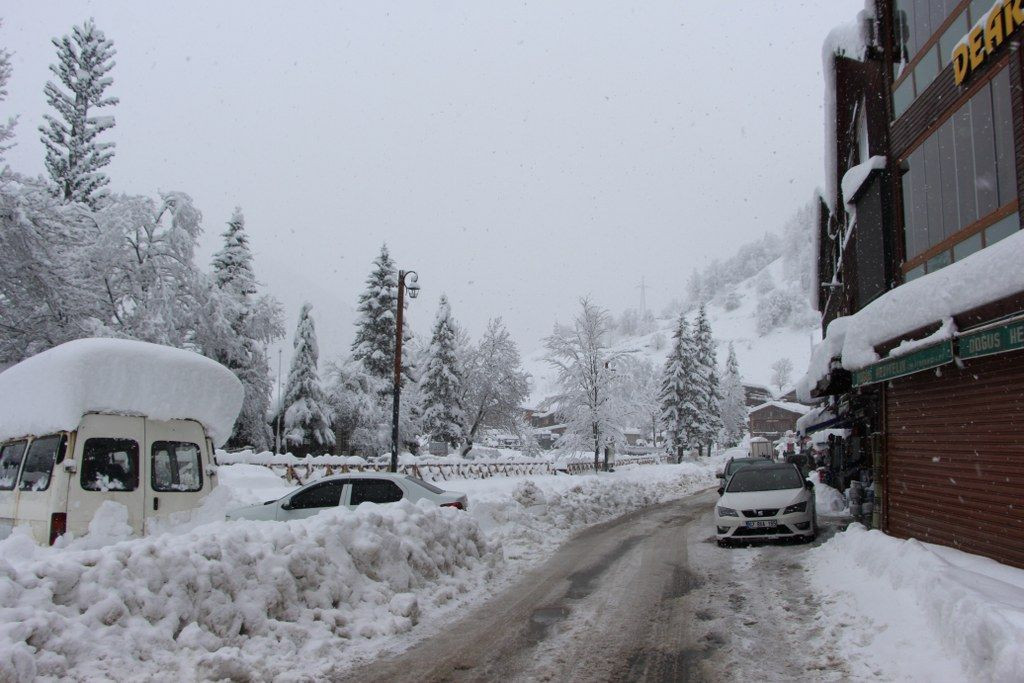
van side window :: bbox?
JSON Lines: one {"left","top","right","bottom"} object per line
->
{"left": 81, "top": 438, "right": 139, "bottom": 492}
{"left": 151, "top": 441, "right": 202, "bottom": 492}
{"left": 18, "top": 434, "right": 66, "bottom": 492}
{"left": 0, "top": 441, "right": 27, "bottom": 491}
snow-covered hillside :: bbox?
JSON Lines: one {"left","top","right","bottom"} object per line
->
{"left": 525, "top": 252, "right": 821, "bottom": 406}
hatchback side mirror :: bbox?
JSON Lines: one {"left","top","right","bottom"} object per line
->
{"left": 715, "top": 471, "right": 725, "bottom": 479}
{"left": 281, "top": 500, "right": 294, "bottom": 511}
{"left": 805, "top": 480, "right": 814, "bottom": 490}
{"left": 717, "top": 486, "right": 724, "bottom": 496}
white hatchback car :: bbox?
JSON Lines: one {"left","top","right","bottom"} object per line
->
{"left": 225, "top": 472, "right": 468, "bottom": 521}
{"left": 715, "top": 463, "right": 816, "bottom": 546}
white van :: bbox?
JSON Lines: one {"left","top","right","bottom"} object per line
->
{"left": 0, "top": 338, "right": 243, "bottom": 544}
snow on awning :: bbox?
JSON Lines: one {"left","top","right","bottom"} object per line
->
{"left": 797, "top": 229, "right": 1024, "bottom": 401}
{"left": 0, "top": 338, "right": 244, "bottom": 447}
{"left": 841, "top": 155, "right": 887, "bottom": 207}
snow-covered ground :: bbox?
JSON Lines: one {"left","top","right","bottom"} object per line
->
{"left": 806, "top": 524, "right": 1024, "bottom": 682}
{"left": 0, "top": 459, "right": 721, "bottom": 681}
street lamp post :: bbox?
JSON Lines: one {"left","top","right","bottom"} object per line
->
{"left": 391, "top": 270, "right": 420, "bottom": 473}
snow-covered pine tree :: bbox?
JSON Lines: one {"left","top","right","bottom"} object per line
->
{"left": 38, "top": 19, "right": 119, "bottom": 207}
{"left": 659, "top": 315, "right": 701, "bottom": 461}
{"left": 719, "top": 342, "right": 747, "bottom": 447}
{"left": 282, "top": 303, "right": 335, "bottom": 455}
{"left": 209, "top": 208, "right": 284, "bottom": 450}
{"left": 0, "top": 23, "right": 16, "bottom": 164}
{"left": 351, "top": 244, "right": 415, "bottom": 385}
{"left": 694, "top": 304, "right": 723, "bottom": 456}
{"left": 420, "top": 295, "right": 466, "bottom": 449}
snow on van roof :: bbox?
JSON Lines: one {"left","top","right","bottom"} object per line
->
{"left": 0, "top": 338, "right": 243, "bottom": 447}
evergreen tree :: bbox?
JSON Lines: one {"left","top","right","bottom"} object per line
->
{"left": 659, "top": 315, "right": 701, "bottom": 462}
{"left": 351, "top": 243, "right": 414, "bottom": 385}
{"left": 38, "top": 19, "right": 119, "bottom": 207}
{"left": 420, "top": 295, "right": 466, "bottom": 448}
{"left": 282, "top": 303, "right": 335, "bottom": 455}
{"left": 693, "top": 304, "right": 723, "bottom": 456}
{"left": 209, "top": 208, "right": 283, "bottom": 450}
{"left": 719, "top": 342, "right": 747, "bottom": 447}
{"left": 0, "top": 23, "right": 16, "bottom": 165}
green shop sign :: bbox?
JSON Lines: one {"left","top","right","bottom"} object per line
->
{"left": 957, "top": 319, "right": 1024, "bottom": 360}
{"left": 852, "top": 341, "right": 954, "bottom": 388}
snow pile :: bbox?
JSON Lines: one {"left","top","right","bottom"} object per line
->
{"left": 798, "top": 229, "right": 1024, "bottom": 399}
{"left": 840, "top": 155, "right": 887, "bottom": 209}
{"left": 809, "top": 524, "right": 1024, "bottom": 682}
{"left": 216, "top": 449, "right": 369, "bottom": 467}
{"left": 807, "top": 470, "right": 847, "bottom": 515}
{"left": 0, "top": 501, "right": 495, "bottom": 681}
{"left": 0, "top": 338, "right": 243, "bottom": 447}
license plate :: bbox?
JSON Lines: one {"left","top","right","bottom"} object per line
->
{"left": 745, "top": 520, "right": 777, "bottom": 529}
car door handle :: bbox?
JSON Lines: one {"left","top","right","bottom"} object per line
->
{"left": 153, "top": 496, "right": 159, "bottom": 511}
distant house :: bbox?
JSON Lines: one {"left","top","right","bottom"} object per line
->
{"left": 742, "top": 383, "right": 773, "bottom": 408}
{"left": 747, "top": 401, "right": 811, "bottom": 442}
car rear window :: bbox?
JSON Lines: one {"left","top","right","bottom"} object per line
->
{"left": 405, "top": 475, "right": 444, "bottom": 494}
{"left": 726, "top": 466, "right": 803, "bottom": 493}
{"left": 350, "top": 479, "right": 404, "bottom": 505}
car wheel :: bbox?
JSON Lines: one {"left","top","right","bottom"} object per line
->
{"left": 717, "top": 538, "right": 731, "bottom": 548}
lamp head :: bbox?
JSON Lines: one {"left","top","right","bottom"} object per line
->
{"left": 406, "top": 272, "right": 421, "bottom": 299}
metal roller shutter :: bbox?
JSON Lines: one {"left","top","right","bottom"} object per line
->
{"left": 884, "top": 349, "right": 1024, "bottom": 568}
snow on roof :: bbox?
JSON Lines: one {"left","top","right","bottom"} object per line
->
{"left": 841, "top": 155, "right": 887, "bottom": 209}
{"left": 0, "top": 338, "right": 243, "bottom": 447}
{"left": 748, "top": 400, "right": 812, "bottom": 416}
{"left": 798, "top": 229, "right": 1024, "bottom": 401}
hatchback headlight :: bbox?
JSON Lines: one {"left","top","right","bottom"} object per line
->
{"left": 717, "top": 506, "right": 739, "bottom": 517}
{"left": 783, "top": 501, "right": 808, "bottom": 514}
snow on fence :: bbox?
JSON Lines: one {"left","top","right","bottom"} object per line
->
{"left": 216, "top": 450, "right": 663, "bottom": 485}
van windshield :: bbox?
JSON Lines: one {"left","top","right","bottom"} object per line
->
{"left": 0, "top": 441, "right": 27, "bottom": 491}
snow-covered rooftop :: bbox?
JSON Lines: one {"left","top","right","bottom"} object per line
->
{"left": 748, "top": 400, "right": 812, "bottom": 416}
{"left": 798, "top": 230, "right": 1024, "bottom": 401}
{"left": 0, "top": 338, "right": 244, "bottom": 446}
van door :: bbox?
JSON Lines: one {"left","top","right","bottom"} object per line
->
{"left": 144, "top": 419, "right": 209, "bottom": 531}
{"left": 68, "top": 414, "right": 146, "bottom": 538}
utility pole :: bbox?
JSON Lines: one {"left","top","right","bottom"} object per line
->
{"left": 275, "top": 348, "right": 283, "bottom": 454}
{"left": 391, "top": 270, "right": 420, "bottom": 473}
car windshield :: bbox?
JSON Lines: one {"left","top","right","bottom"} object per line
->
{"left": 725, "top": 459, "right": 769, "bottom": 476}
{"left": 726, "top": 466, "right": 803, "bottom": 493}
{"left": 405, "top": 475, "right": 444, "bottom": 494}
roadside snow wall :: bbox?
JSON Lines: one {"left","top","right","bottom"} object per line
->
{"left": 0, "top": 338, "right": 243, "bottom": 447}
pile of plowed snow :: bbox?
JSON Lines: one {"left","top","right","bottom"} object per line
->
{"left": 0, "top": 461, "right": 718, "bottom": 680}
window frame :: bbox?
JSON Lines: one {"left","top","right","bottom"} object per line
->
{"left": 17, "top": 434, "right": 67, "bottom": 493}
{"left": 80, "top": 437, "right": 141, "bottom": 493}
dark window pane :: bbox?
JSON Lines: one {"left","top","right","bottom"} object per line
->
{"left": 19, "top": 435, "right": 65, "bottom": 492}
{"left": 927, "top": 250, "right": 951, "bottom": 273}
{"left": 937, "top": 118, "right": 959, "bottom": 240}
{"left": 924, "top": 133, "right": 944, "bottom": 249}
{"left": 939, "top": 12, "right": 968, "bottom": 67}
{"left": 910, "top": 146, "right": 929, "bottom": 257}
{"left": 289, "top": 481, "right": 345, "bottom": 509}
{"left": 914, "top": 46, "right": 941, "bottom": 94}
{"left": 905, "top": 264, "right": 926, "bottom": 281}
{"left": 894, "top": 76, "right": 915, "bottom": 120}
{"left": 972, "top": 82, "right": 998, "bottom": 217}
{"left": 953, "top": 106, "right": 978, "bottom": 227}
{"left": 902, "top": 166, "right": 918, "bottom": 257}
{"left": 913, "top": 0, "right": 932, "bottom": 54}
{"left": 970, "top": 0, "right": 995, "bottom": 24}
{"left": 896, "top": 0, "right": 917, "bottom": 58}
{"left": 0, "top": 441, "right": 27, "bottom": 491}
{"left": 151, "top": 441, "right": 202, "bottom": 492}
{"left": 81, "top": 438, "right": 139, "bottom": 492}
{"left": 953, "top": 232, "right": 983, "bottom": 261}
{"left": 990, "top": 69, "right": 1016, "bottom": 206}
{"left": 985, "top": 212, "right": 1020, "bottom": 245}
{"left": 350, "top": 479, "right": 404, "bottom": 505}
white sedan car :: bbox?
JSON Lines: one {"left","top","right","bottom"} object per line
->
{"left": 715, "top": 463, "right": 816, "bottom": 546}
{"left": 225, "top": 472, "right": 468, "bottom": 521}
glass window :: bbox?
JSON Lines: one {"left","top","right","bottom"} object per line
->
{"left": 81, "top": 438, "right": 139, "bottom": 492}
{"left": 953, "top": 232, "right": 983, "bottom": 261}
{"left": 18, "top": 435, "right": 65, "bottom": 492}
{"left": 726, "top": 466, "right": 803, "bottom": 493}
{"left": 151, "top": 441, "right": 202, "bottom": 492}
{"left": 990, "top": 69, "right": 1016, "bottom": 206}
{"left": 972, "top": 82, "right": 999, "bottom": 217}
{"left": 939, "top": 12, "right": 969, "bottom": 66}
{"left": 937, "top": 118, "right": 959, "bottom": 241}
{"left": 985, "top": 211, "right": 1020, "bottom": 244}
{"left": 927, "top": 250, "right": 952, "bottom": 273}
{"left": 924, "top": 132, "right": 945, "bottom": 245}
{"left": 893, "top": 76, "right": 915, "bottom": 120}
{"left": 913, "top": 0, "right": 933, "bottom": 55}
{"left": 953, "top": 106, "right": 979, "bottom": 228}
{"left": 894, "top": 1, "right": 916, "bottom": 65}
{"left": 915, "top": 45, "right": 941, "bottom": 94}
{"left": 350, "top": 479, "right": 404, "bottom": 505}
{"left": 405, "top": 475, "right": 444, "bottom": 494}
{"left": 0, "top": 441, "right": 27, "bottom": 491}
{"left": 969, "top": 0, "right": 997, "bottom": 24}
{"left": 901, "top": 168, "right": 918, "bottom": 257}
{"left": 905, "top": 264, "right": 926, "bottom": 281}
{"left": 911, "top": 146, "right": 929, "bottom": 254}
{"left": 288, "top": 480, "right": 346, "bottom": 509}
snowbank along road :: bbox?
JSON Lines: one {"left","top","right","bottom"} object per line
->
{"left": 341, "top": 489, "right": 849, "bottom": 682}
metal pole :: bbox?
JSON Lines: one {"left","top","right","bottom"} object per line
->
{"left": 391, "top": 272, "right": 405, "bottom": 473}
{"left": 275, "top": 348, "right": 283, "bottom": 454}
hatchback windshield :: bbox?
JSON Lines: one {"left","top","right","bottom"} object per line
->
{"left": 726, "top": 466, "right": 803, "bottom": 493}
{"left": 725, "top": 458, "right": 770, "bottom": 477}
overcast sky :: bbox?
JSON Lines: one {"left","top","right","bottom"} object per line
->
{"left": 3, "top": 0, "right": 862, "bottom": 363}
